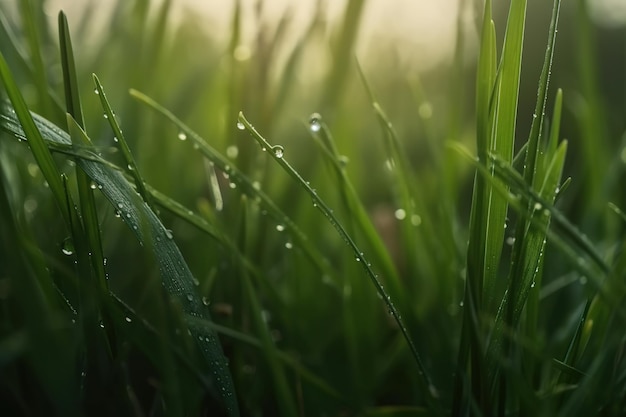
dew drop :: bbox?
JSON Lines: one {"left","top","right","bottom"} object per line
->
{"left": 202, "top": 296, "right": 210, "bottom": 306}
{"left": 226, "top": 145, "right": 239, "bottom": 159}
{"left": 61, "top": 238, "right": 74, "bottom": 256}
{"left": 125, "top": 317, "right": 132, "bottom": 323}
{"left": 418, "top": 102, "right": 433, "bottom": 119}
{"left": 113, "top": 136, "right": 118, "bottom": 142}
{"left": 276, "top": 224, "right": 285, "bottom": 232}
{"left": 530, "top": 281, "right": 536, "bottom": 288}
{"left": 117, "top": 203, "right": 123, "bottom": 209}
{"left": 533, "top": 202, "right": 543, "bottom": 211}
{"left": 506, "top": 237, "right": 516, "bottom": 246}
{"left": 236, "top": 121, "right": 245, "bottom": 130}
{"left": 410, "top": 214, "right": 422, "bottom": 226}
{"left": 177, "top": 132, "right": 187, "bottom": 141}
{"left": 186, "top": 293, "right": 194, "bottom": 301}
{"left": 103, "top": 113, "right": 108, "bottom": 119}
{"left": 273, "top": 145, "right": 284, "bottom": 158}
{"left": 394, "top": 209, "right": 406, "bottom": 220}
{"left": 165, "top": 229, "right": 174, "bottom": 239}
{"left": 285, "top": 242, "right": 293, "bottom": 249}
{"left": 309, "top": 113, "right": 322, "bottom": 132}
{"left": 94, "top": 88, "right": 99, "bottom": 95}
{"left": 90, "top": 182, "right": 98, "bottom": 190}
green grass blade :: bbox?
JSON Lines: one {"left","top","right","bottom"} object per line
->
{"left": 237, "top": 111, "right": 443, "bottom": 414}
{"left": 0, "top": 50, "right": 69, "bottom": 223}
{"left": 93, "top": 74, "right": 155, "bottom": 210}
{"left": 18, "top": 0, "right": 52, "bottom": 116}
{"left": 452, "top": 1, "right": 496, "bottom": 414}
{"left": 59, "top": 10, "right": 109, "bottom": 308}
{"left": 307, "top": 112, "right": 403, "bottom": 304}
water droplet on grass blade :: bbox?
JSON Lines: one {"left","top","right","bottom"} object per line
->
{"left": 276, "top": 224, "right": 285, "bottom": 232}
{"left": 309, "top": 113, "right": 322, "bottom": 132}
{"left": 61, "top": 238, "right": 74, "bottom": 256}
{"left": 125, "top": 317, "right": 132, "bottom": 323}
{"left": 273, "top": 145, "right": 284, "bottom": 158}
{"left": 394, "top": 209, "right": 406, "bottom": 220}
{"left": 177, "top": 132, "right": 187, "bottom": 141}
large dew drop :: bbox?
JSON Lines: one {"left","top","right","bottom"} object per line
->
{"left": 309, "top": 113, "right": 322, "bottom": 132}
{"left": 273, "top": 145, "right": 284, "bottom": 159}
{"left": 61, "top": 238, "right": 74, "bottom": 256}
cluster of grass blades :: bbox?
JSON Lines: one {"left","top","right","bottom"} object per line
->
{"left": 1, "top": 0, "right": 625, "bottom": 416}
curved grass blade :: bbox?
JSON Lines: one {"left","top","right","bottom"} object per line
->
{"left": 0, "top": 103, "right": 240, "bottom": 417}
{"left": 237, "top": 111, "right": 444, "bottom": 414}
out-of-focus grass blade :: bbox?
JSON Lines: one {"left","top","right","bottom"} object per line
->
{"left": 17, "top": 0, "right": 52, "bottom": 116}
{"left": 322, "top": 0, "right": 365, "bottom": 107}
{"left": 237, "top": 199, "right": 299, "bottom": 417}
{"left": 0, "top": 102, "right": 240, "bottom": 417}
{"left": 0, "top": 168, "right": 81, "bottom": 417}
{"left": 0, "top": 50, "right": 70, "bottom": 223}
{"left": 356, "top": 62, "right": 444, "bottom": 307}
{"left": 237, "top": 111, "right": 444, "bottom": 414}
{"left": 184, "top": 315, "right": 346, "bottom": 403}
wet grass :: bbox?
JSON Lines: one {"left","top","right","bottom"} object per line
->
{"left": 0, "top": 0, "right": 625, "bottom": 416}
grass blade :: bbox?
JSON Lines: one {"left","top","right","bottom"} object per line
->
{"left": 237, "top": 111, "right": 443, "bottom": 414}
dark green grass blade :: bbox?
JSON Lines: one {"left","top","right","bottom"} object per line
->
{"left": 18, "top": 0, "right": 52, "bottom": 116}
{"left": 0, "top": 165, "right": 80, "bottom": 417}
{"left": 238, "top": 199, "right": 299, "bottom": 417}
{"left": 237, "top": 112, "right": 444, "bottom": 414}
{"left": 184, "top": 315, "right": 346, "bottom": 403}
{"left": 0, "top": 50, "right": 69, "bottom": 223}
{"left": 0, "top": 104, "right": 240, "bottom": 417}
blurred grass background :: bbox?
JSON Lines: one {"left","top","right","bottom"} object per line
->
{"left": 0, "top": 0, "right": 625, "bottom": 416}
